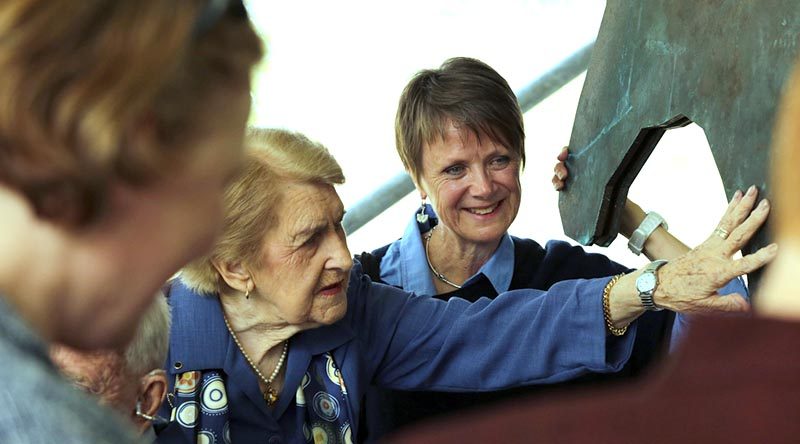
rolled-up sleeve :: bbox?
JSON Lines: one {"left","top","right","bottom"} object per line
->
{"left": 349, "top": 264, "right": 637, "bottom": 392}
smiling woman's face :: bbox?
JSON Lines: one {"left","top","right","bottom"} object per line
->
{"left": 418, "top": 120, "right": 522, "bottom": 246}
{"left": 246, "top": 181, "right": 353, "bottom": 329}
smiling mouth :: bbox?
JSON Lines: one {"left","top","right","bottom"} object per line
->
{"left": 465, "top": 200, "right": 503, "bottom": 215}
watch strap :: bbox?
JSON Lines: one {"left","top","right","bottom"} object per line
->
{"left": 627, "top": 211, "right": 668, "bottom": 256}
{"left": 638, "top": 259, "right": 668, "bottom": 311}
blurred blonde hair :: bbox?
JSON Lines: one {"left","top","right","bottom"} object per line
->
{"left": 772, "top": 60, "right": 800, "bottom": 239}
{"left": 181, "top": 127, "right": 346, "bottom": 294}
{"left": 0, "top": 0, "right": 263, "bottom": 225}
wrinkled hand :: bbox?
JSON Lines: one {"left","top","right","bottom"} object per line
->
{"left": 654, "top": 185, "right": 777, "bottom": 313}
{"left": 552, "top": 146, "right": 569, "bottom": 190}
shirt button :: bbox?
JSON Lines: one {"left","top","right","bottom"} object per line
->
{"left": 268, "top": 436, "right": 282, "bottom": 444}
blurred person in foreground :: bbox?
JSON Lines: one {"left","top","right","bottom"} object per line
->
{"left": 0, "top": 1, "right": 262, "bottom": 443}
{"left": 388, "top": 59, "right": 800, "bottom": 444}
{"left": 158, "top": 127, "right": 772, "bottom": 444}
{"left": 51, "top": 294, "right": 171, "bottom": 441}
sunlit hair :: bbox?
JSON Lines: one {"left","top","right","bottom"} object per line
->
{"left": 0, "top": 0, "right": 263, "bottom": 226}
{"left": 181, "top": 128, "right": 346, "bottom": 294}
{"left": 772, "top": 60, "right": 800, "bottom": 239}
{"left": 124, "top": 293, "right": 171, "bottom": 377}
{"left": 395, "top": 57, "right": 526, "bottom": 183}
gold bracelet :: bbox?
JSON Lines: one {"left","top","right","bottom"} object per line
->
{"left": 602, "top": 273, "right": 628, "bottom": 336}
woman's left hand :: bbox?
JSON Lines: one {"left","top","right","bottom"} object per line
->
{"left": 552, "top": 146, "right": 569, "bottom": 191}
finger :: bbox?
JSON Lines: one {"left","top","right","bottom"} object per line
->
{"left": 552, "top": 175, "right": 564, "bottom": 191}
{"left": 720, "top": 185, "right": 759, "bottom": 232}
{"left": 730, "top": 242, "right": 778, "bottom": 275}
{"left": 554, "top": 163, "right": 568, "bottom": 181}
{"left": 711, "top": 189, "right": 743, "bottom": 237}
{"left": 557, "top": 146, "right": 569, "bottom": 162}
{"left": 724, "top": 199, "right": 771, "bottom": 254}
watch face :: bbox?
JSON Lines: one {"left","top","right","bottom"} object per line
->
{"left": 636, "top": 273, "right": 657, "bottom": 293}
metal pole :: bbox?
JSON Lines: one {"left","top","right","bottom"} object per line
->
{"left": 343, "top": 42, "right": 595, "bottom": 235}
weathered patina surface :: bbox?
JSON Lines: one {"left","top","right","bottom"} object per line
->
{"left": 561, "top": 0, "right": 799, "bottom": 276}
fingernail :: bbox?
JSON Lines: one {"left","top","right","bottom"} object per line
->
{"left": 556, "top": 171, "right": 564, "bottom": 180}
{"left": 769, "top": 243, "right": 779, "bottom": 253}
{"left": 733, "top": 190, "right": 742, "bottom": 199}
{"left": 758, "top": 199, "right": 769, "bottom": 209}
{"left": 747, "top": 185, "right": 756, "bottom": 195}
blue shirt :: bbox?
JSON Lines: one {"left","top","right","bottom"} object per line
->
{"left": 379, "top": 205, "right": 748, "bottom": 348}
{"left": 380, "top": 204, "right": 515, "bottom": 295}
{"left": 157, "top": 262, "right": 637, "bottom": 444}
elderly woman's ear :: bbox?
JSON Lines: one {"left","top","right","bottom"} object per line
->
{"left": 212, "top": 259, "right": 252, "bottom": 295}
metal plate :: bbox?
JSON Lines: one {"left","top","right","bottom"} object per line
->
{"left": 560, "top": 0, "right": 800, "bottom": 270}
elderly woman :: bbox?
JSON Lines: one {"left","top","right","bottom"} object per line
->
{"left": 51, "top": 294, "right": 172, "bottom": 440}
{"left": 158, "top": 127, "right": 772, "bottom": 444}
{"left": 359, "top": 57, "right": 765, "bottom": 438}
{"left": 0, "top": 1, "right": 262, "bottom": 443}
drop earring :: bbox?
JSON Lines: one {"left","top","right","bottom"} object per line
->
{"left": 245, "top": 289, "right": 250, "bottom": 300}
{"left": 416, "top": 199, "right": 429, "bottom": 224}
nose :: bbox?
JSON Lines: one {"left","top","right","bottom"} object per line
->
{"left": 469, "top": 168, "right": 495, "bottom": 198}
{"left": 325, "top": 229, "right": 353, "bottom": 272}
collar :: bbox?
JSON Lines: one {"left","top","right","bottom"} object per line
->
{"left": 381, "top": 204, "right": 514, "bottom": 294}
{"left": 166, "top": 278, "right": 355, "bottom": 375}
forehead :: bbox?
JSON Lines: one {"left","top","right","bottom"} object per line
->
{"left": 274, "top": 181, "right": 343, "bottom": 233}
{"left": 424, "top": 121, "right": 509, "bottom": 161}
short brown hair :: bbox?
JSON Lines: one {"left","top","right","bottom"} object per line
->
{"left": 0, "top": 0, "right": 263, "bottom": 226}
{"left": 395, "top": 57, "right": 525, "bottom": 183}
{"left": 181, "top": 128, "right": 346, "bottom": 294}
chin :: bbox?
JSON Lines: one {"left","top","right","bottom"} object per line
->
{"left": 314, "top": 295, "right": 348, "bottom": 326}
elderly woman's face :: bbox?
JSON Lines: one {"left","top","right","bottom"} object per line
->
{"left": 418, "top": 121, "right": 521, "bottom": 245}
{"left": 248, "top": 182, "right": 353, "bottom": 328}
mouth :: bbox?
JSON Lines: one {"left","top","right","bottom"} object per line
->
{"left": 464, "top": 199, "right": 503, "bottom": 216}
{"left": 317, "top": 279, "right": 345, "bottom": 297}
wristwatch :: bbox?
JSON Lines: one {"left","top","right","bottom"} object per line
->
{"left": 627, "top": 211, "right": 668, "bottom": 256}
{"left": 636, "top": 259, "right": 668, "bottom": 311}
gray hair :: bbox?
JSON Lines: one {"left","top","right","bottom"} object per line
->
{"left": 124, "top": 293, "right": 171, "bottom": 376}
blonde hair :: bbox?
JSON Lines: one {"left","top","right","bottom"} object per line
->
{"left": 181, "top": 128, "right": 346, "bottom": 294}
{"left": 772, "top": 61, "right": 800, "bottom": 239}
{"left": 0, "top": 0, "right": 263, "bottom": 226}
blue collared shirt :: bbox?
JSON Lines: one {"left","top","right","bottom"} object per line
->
{"left": 380, "top": 204, "right": 514, "bottom": 295}
{"left": 158, "top": 262, "right": 637, "bottom": 444}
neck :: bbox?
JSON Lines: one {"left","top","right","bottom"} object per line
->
{"left": 426, "top": 224, "right": 501, "bottom": 288}
{"left": 219, "top": 288, "right": 299, "bottom": 364}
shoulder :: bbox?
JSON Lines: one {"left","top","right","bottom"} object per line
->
{"left": 0, "top": 336, "right": 138, "bottom": 444}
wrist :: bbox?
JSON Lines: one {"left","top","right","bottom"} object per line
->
{"left": 607, "top": 273, "right": 646, "bottom": 327}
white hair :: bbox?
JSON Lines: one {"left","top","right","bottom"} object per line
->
{"left": 124, "top": 292, "right": 171, "bottom": 376}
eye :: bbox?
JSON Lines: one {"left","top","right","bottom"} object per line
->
{"left": 490, "top": 155, "right": 511, "bottom": 168}
{"left": 443, "top": 164, "right": 465, "bottom": 176}
{"left": 302, "top": 232, "right": 321, "bottom": 248}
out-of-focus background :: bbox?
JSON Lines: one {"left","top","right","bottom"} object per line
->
{"left": 245, "top": 0, "right": 727, "bottom": 268}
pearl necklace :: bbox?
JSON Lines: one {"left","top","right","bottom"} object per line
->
{"left": 424, "top": 226, "right": 463, "bottom": 289}
{"left": 222, "top": 315, "right": 288, "bottom": 406}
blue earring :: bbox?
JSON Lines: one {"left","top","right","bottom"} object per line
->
{"left": 416, "top": 200, "right": 429, "bottom": 224}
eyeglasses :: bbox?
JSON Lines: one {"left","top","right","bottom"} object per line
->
{"left": 193, "top": 0, "right": 248, "bottom": 37}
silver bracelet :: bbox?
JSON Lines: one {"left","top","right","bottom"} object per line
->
{"left": 627, "top": 211, "right": 668, "bottom": 256}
